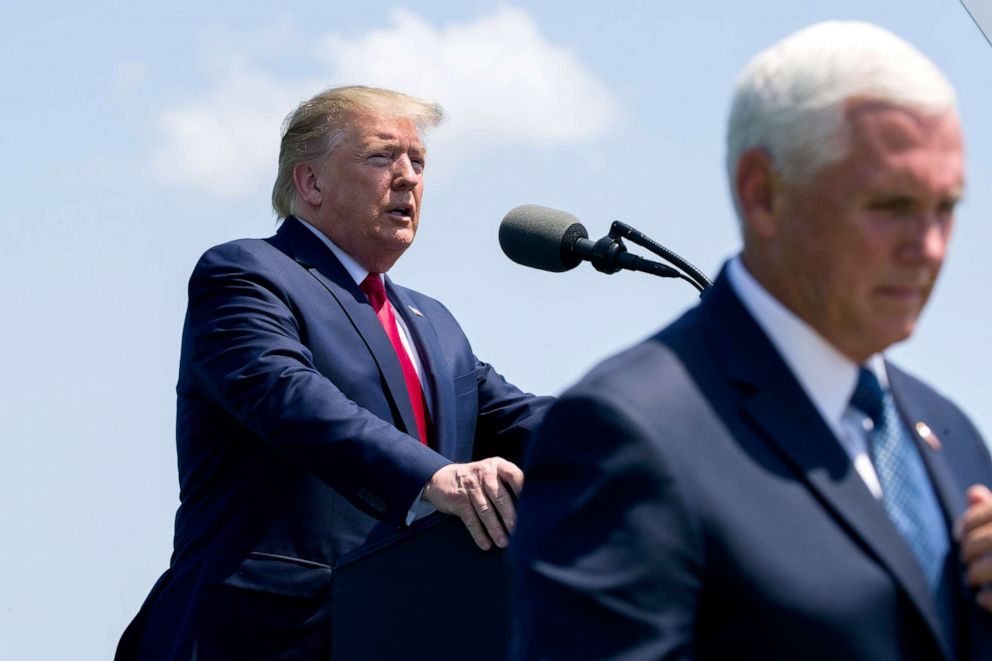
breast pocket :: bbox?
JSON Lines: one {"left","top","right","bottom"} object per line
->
{"left": 452, "top": 368, "right": 480, "bottom": 398}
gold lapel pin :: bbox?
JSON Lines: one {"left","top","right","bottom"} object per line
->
{"left": 915, "top": 422, "right": 941, "bottom": 451}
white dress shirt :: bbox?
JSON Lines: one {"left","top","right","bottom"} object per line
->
{"left": 726, "top": 256, "right": 886, "bottom": 498}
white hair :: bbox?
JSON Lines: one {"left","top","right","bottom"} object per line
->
{"left": 726, "top": 21, "right": 957, "bottom": 221}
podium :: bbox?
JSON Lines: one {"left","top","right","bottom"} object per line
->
{"left": 331, "top": 513, "right": 513, "bottom": 660}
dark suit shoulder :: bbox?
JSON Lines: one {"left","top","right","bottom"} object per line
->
{"left": 577, "top": 334, "right": 684, "bottom": 391}
{"left": 567, "top": 306, "right": 707, "bottom": 408}
{"left": 194, "top": 236, "right": 294, "bottom": 273}
{"left": 547, "top": 339, "right": 723, "bottom": 501}
{"left": 187, "top": 236, "right": 313, "bottom": 308}
{"left": 514, "top": 323, "right": 708, "bottom": 661}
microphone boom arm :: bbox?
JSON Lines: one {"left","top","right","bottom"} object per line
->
{"left": 573, "top": 236, "right": 683, "bottom": 279}
{"left": 497, "top": 204, "right": 711, "bottom": 296}
{"left": 609, "top": 221, "right": 713, "bottom": 294}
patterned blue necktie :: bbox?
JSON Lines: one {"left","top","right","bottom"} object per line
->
{"left": 849, "top": 367, "right": 949, "bottom": 597}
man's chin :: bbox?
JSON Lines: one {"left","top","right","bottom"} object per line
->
{"left": 389, "top": 230, "right": 416, "bottom": 249}
{"left": 871, "top": 318, "right": 920, "bottom": 354}
{"left": 367, "top": 238, "right": 414, "bottom": 272}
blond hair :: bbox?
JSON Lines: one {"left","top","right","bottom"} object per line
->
{"left": 272, "top": 86, "right": 444, "bottom": 218}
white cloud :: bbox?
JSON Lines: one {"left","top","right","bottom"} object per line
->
{"left": 151, "top": 6, "right": 618, "bottom": 198}
{"left": 315, "top": 7, "right": 618, "bottom": 149}
{"left": 152, "top": 65, "right": 307, "bottom": 198}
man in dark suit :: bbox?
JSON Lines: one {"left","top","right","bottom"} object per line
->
{"left": 117, "top": 86, "right": 551, "bottom": 659}
{"left": 511, "top": 21, "right": 992, "bottom": 660}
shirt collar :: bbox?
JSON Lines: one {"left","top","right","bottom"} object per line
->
{"left": 726, "top": 256, "right": 886, "bottom": 436}
{"left": 295, "top": 216, "right": 373, "bottom": 287}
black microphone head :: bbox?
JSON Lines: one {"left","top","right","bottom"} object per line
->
{"left": 499, "top": 204, "right": 589, "bottom": 272}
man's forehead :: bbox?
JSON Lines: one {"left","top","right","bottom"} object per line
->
{"left": 844, "top": 101, "right": 962, "bottom": 150}
{"left": 782, "top": 102, "right": 961, "bottom": 199}
{"left": 346, "top": 112, "right": 424, "bottom": 146}
{"left": 366, "top": 131, "right": 425, "bottom": 148}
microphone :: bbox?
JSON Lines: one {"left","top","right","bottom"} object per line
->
{"left": 499, "top": 204, "right": 589, "bottom": 272}
{"left": 499, "top": 204, "right": 683, "bottom": 279}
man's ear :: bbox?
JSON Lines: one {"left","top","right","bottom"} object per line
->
{"left": 736, "top": 149, "right": 780, "bottom": 239}
{"left": 293, "top": 162, "right": 323, "bottom": 206}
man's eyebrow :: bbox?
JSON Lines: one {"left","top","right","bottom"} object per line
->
{"left": 364, "top": 134, "right": 425, "bottom": 150}
{"left": 861, "top": 185, "right": 966, "bottom": 207}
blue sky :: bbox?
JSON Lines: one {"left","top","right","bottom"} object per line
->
{"left": 2, "top": 1, "right": 991, "bottom": 658}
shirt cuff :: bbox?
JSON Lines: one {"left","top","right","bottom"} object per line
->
{"left": 405, "top": 487, "right": 438, "bottom": 525}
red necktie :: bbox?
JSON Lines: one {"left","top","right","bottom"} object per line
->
{"left": 360, "top": 274, "right": 430, "bottom": 445}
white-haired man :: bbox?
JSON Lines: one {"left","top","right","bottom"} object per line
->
{"left": 512, "top": 22, "right": 992, "bottom": 660}
{"left": 117, "top": 86, "right": 551, "bottom": 659}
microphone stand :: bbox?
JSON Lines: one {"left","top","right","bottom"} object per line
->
{"left": 585, "top": 222, "right": 712, "bottom": 296}
{"left": 611, "top": 221, "right": 711, "bottom": 294}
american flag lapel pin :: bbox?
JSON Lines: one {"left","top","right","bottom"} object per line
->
{"left": 408, "top": 305, "right": 424, "bottom": 318}
{"left": 915, "top": 421, "right": 942, "bottom": 451}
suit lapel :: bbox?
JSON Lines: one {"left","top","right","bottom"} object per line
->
{"left": 274, "top": 217, "right": 421, "bottom": 440}
{"left": 698, "top": 270, "right": 947, "bottom": 653}
{"left": 888, "top": 364, "right": 977, "bottom": 657}
{"left": 387, "top": 280, "right": 458, "bottom": 458}
{"left": 887, "top": 364, "right": 967, "bottom": 522}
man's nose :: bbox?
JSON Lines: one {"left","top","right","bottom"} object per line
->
{"left": 392, "top": 156, "right": 420, "bottom": 189}
{"left": 900, "top": 212, "right": 950, "bottom": 264}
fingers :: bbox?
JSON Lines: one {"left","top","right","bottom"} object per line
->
{"left": 957, "top": 484, "right": 992, "bottom": 563}
{"left": 477, "top": 460, "right": 522, "bottom": 538}
{"left": 497, "top": 460, "right": 525, "bottom": 498}
{"left": 461, "top": 459, "right": 514, "bottom": 549}
{"left": 423, "top": 458, "right": 523, "bottom": 550}
{"left": 957, "top": 484, "right": 992, "bottom": 614}
{"left": 423, "top": 465, "right": 493, "bottom": 550}
{"left": 961, "top": 485, "right": 992, "bottom": 534}
{"left": 961, "top": 525, "right": 992, "bottom": 566}
{"left": 977, "top": 587, "right": 992, "bottom": 613}
{"left": 965, "top": 553, "right": 992, "bottom": 587}
{"left": 458, "top": 501, "right": 495, "bottom": 552}
{"left": 967, "top": 484, "right": 992, "bottom": 505}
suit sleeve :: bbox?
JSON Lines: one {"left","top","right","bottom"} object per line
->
{"left": 182, "top": 243, "right": 449, "bottom": 526}
{"left": 471, "top": 360, "right": 554, "bottom": 465}
{"left": 407, "top": 293, "right": 554, "bottom": 465}
{"left": 510, "top": 390, "right": 704, "bottom": 661}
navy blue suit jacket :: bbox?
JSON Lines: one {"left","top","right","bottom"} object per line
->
{"left": 119, "top": 216, "right": 550, "bottom": 659}
{"left": 512, "top": 268, "right": 992, "bottom": 660}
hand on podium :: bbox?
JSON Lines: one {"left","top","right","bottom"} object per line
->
{"left": 423, "top": 457, "right": 523, "bottom": 550}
